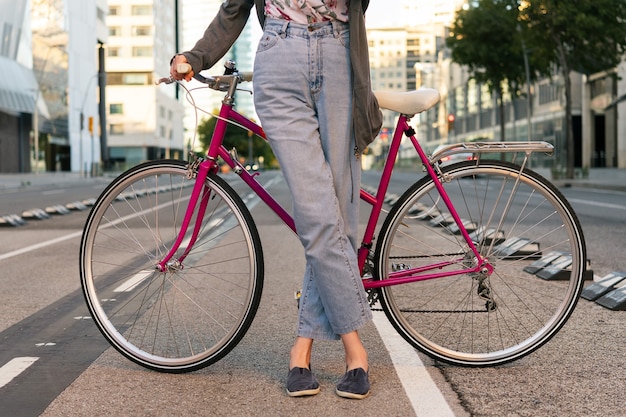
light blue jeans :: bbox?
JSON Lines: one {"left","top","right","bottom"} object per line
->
{"left": 253, "top": 18, "right": 372, "bottom": 340}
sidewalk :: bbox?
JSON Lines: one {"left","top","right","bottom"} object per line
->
{"left": 534, "top": 167, "right": 626, "bottom": 193}
{"left": 0, "top": 172, "right": 115, "bottom": 194}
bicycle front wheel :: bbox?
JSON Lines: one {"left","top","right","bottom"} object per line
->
{"left": 80, "top": 160, "right": 263, "bottom": 373}
{"left": 375, "top": 160, "right": 586, "bottom": 366}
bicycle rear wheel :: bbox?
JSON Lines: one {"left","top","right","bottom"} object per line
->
{"left": 80, "top": 160, "right": 263, "bottom": 372}
{"left": 375, "top": 160, "right": 586, "bottom": 366}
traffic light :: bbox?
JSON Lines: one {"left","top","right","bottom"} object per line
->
{"left": 447, "top": 114, "right": 455, "bottom": 132}
{"left": 88, "top": 116, "right": 94, "bottom": 135}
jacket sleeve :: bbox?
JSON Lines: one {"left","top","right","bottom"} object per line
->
{"left": 181, "top": 0, "right": 255, "bottom": 73}
{"left": 350, "top": 0, "right": 383, "bottom": 154}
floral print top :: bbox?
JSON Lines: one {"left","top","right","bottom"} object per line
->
{"left": 265, "top": 0, "right": 350, "bottom": 24}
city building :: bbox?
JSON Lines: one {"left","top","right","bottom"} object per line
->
{"left": 4, "top": 0, "right": 622, "bottom": 173}
{"left": 366, "top": 0, "right": 626, "bottom": 172}
{"left": 105, "top": 0, "right": 184, "bottom": 170}
{"left": 431, "top": 34, "right": 626, "bottom": 171}
{"left": 1, "top": 0, "right": 106, "bottom": 174}
{"left": 179, "top": 0, "right": 261, "bottom": 154}
{"left": 0, "top": 0, "right": 38, "bottom": 172}
{"left": 365, "top": 9, "right": 450, "bottom": 167}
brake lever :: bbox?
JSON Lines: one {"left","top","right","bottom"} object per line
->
{"left": 156, "top": 76, "right": 176, "bottom": 85}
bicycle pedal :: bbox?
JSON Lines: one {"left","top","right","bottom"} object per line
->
{"left": 366, "top": 289, "right": 380, "bottom": 308}
{"left": 295, "top": 290, "right": 301, "bottom": 309}
{"left": 392, "top": 263, "right": 412, "bottom": 271}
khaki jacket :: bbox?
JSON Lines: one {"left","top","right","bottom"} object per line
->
{"left": 182, "top": 0, "right": 382, "bottom": 154}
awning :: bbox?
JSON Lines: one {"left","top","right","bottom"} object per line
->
{"left": 0, "top": 57, "right": 41, "bottom": 115}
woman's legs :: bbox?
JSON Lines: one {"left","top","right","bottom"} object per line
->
{"left": 254, "top": 19, "right": 371, "bottom": 341}
{"left": 253, "top": 18, "right": 371, "bottom": 396}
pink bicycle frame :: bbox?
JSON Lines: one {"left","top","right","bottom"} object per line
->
{"left": 157, "top": 102, "right": 490, "bottom": 288}
{"left": 359, "top": 115, "right": 491, "bottom": 289}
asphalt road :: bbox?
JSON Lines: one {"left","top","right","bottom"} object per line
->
{"left": 0, "top": 169, "right": 625, "bottom": 416}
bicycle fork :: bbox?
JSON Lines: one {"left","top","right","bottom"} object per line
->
{"left": 156, "top": 157, "right": 216, "bottom": 273}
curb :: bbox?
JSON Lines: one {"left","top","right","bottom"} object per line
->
{"left": 554, "top": 181, "right": 626, "bottom": 193}
{"left": 0, "top": 199, "right": 96, "bottom": 228}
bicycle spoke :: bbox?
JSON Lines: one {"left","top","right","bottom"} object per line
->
{"left": 376, "top": 160, "right": 585, "bottom": 366}
{"left": 80, "top": 161, "right": 263, "bottom": 372}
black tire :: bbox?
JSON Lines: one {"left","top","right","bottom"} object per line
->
{"left": 375, "top": 160, "right": 586, "bottom": 366}
{"left": 80, "top": 160, "right": 264, "bottom": 372}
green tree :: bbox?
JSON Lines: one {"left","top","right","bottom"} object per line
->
{"left": 446, "top": 0, "right": 535, "bottom": 142}
{"left": 520, "top": 0, "right": 626, "bottom": 178}
{"left": 197, "top": 115, "right": 276, "bottom": 169}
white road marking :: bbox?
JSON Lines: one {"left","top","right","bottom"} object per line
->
{"left": 0, "top": 231, "right": 83, "bottom": 262}
{"left": 42, "top": 190, "right": 66, "bottom": 195}
{"left": 0, "top": 192, "right": 192, "bottom": 263}
{"left": 0, "top": 357, "right": 39, "bottom": 389}
{"left": 566, "top": 198, "right": 626, "bottom": 211}
{"left": 114, "top": 270, "right": 154, "bottom": 293}
{"left": 0, "top": 175, "right": 280, "bottom": 264}
{"left": 372, "top": 311, "right": 456, "bottom": 417}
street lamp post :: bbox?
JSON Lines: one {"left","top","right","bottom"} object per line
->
{"left": 80, "top": 73, "right": 99, "bottom": 176}
{"left": 32, "top": 90, "right": 40, "bottom": 174}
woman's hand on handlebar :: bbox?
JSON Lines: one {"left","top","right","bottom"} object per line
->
{"left": 170, "top": 55, "right": 194, "bottom": 82}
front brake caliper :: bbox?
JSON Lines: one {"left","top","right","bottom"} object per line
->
{"left": 186, "top": 152, "right": 204, "bottom": 180}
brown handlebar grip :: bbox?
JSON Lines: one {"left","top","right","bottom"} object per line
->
{"left": 177, "top": 63, "right": 192, "bottom": 74}
{"left": 240, "top": 72, "right": 253, "bottom": 82}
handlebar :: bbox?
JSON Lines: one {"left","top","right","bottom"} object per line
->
{"left": 155, "top": 62, "right": 253, "bottom": 90}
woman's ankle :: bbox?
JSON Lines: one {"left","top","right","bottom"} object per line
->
{"left": 341, "top": 331, "right": 368, "bottom": 372}
{"left": 289, "top": 337, "right": 314, "bottom": 370}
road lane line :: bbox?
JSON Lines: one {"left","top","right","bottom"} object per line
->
{"left": 0, "top": 175, "right": 280, "bottom": 263}
{"left": 0, "top": 357, "right": 39, "bottom": 389}
{"left": 114, "top": 270, "right": 154, "bottom": 292}
{"left": 0, "top": 231, "right": 82, "bottom": 262}
{"left": 0, "top": 193, "right": 192, "bottom": 262}
{"left": 566, "top": 198, "right": 626, "bottom": 211}
{"left": 372, "top": 312, "right": 456, "bottom": 417}
{"left": 42, "top": 190, "right": 66, "bottom": 196}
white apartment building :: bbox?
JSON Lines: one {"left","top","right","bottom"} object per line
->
{"left": 66, "top": 0, "right": 109, "bottom": 174}
{"left": 32, "top": 0, "right": 108, "bottom": 174}
{"left": 106, "top": 0, "right": 184, "bottom": 169}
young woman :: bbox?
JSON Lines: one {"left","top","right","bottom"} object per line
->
{"left": 170, "top": 0, "right": 382, "bottom": 399}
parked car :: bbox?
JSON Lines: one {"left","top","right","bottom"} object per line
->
{"left": 432, "top": 144, "right": 476, "bottom": 166}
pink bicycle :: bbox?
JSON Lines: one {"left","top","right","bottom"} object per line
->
{"left": 80, "top": 62, "right": 586, "bottom": 372}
